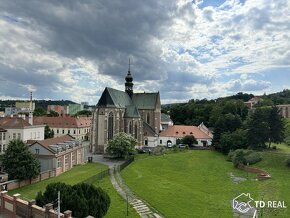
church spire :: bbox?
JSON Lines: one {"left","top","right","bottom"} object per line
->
{"left": 125, "top": 59, "right": 134, "bottom": 98}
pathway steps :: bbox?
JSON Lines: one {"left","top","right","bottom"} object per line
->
{"left": 109, "top": 168, "right": 163, "bottom": 218}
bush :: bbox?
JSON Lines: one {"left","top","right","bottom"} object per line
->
{"left": 36, "top": 182, "right": 110, "bottom": 218}
{"left": 233, "top": 150, "right": 247, "bottom": 168}
{"left": 228, "top": 149, "right": 262, "bottom": 167}
{"left": 286, "top": 158, "right": 290, "bottom": 167}
{"left": 272, "top": 145, "right": 277, "bottom": 150}
{"left": 244, "top": 152, "right": 262, "bottom": 165}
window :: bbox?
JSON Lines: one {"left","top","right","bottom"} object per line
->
{"left": 68, "top": 130, "right": 70, "bottom": 134}
{"left": 3, "top": 133, "right": 5, "bottom": 140}
{"left": 17, "top": 133, "right": 21, "bottom": 139}
{"left": 57, "top": 158, "right": 61, "bottom": 168}
{"left": 134, "top": 123, "right": 138, "bottom": 139}
{"left": 146, "top": 113, "right": 150, "bottom": 124}
{"left": 0, "top": 145, "right": 2, "bottom": 153}
{"left": 13, "top": 133, "right": 16, "bottom": 139}
{"left": 160, "top": 140, "right": 162, "bottom": 144}
{"left": 74, "top": 130, "right": 76, "bottom": 134}
{"left": 129, "top": 121, "right": 133, "bottom": 135}
{"left": 0, "top": 133, "right": 2, "bottom": 141}
{"left": 35, "top": 148, "right": 39, "bottom": 154}
{"left": 37, "top": 132, "right": 40, "bottom": 138}
{"left": 34, "top": 132, "right": 36, "bottom": 139}
{"left": 57, "top": 129, "right": 59, "bottom": 134}
{"left": 3, "top": 144, "right": 5, "bottom": 152}
{"left": 62, "top": 129, "right": 65, "bottom": 134}
{"left": 145, "top": 140, "right": 148, "bottom": 146}
{"left": 108, "top": 112, "right": 114, "bottom": 140}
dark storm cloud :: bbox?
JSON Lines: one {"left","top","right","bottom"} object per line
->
{"left": 0, "top": 0, "right": 176, "bottom": 80}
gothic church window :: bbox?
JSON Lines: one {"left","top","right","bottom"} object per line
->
{"left": 129, "top": 121, "right": 133, "bottom": 135}
{"left": 146, "top": 113, "right": 150, "bottom": 124}
{"left": 134, "top": 123, "right": 138, "bottom": 139}
{"left": 108, "top": 112, "right": 114, "bottom": 140}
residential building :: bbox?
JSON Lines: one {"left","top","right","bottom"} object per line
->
{"left": 68, "top": 104, "right": 84, "bottom": 115}
{"left": 28, "top": 135, "right": 84, "bottom": 174}
{"left": 91, "top": 65, "right": 161, "bottom": 153}
{"left": 47, "top": 105, "right": 67, "bottom": 116}
{"left": 159, "top": 124, "right": 213, "bottom": 147}
{"left": 33, "top": 116, "right": 91, "bottom": 140}
{"left": 277, "top": 104, "right": 290, "bottom": 118}
{"left": 161, "top": 113, "right": 173, "bottom": 130}
{"left": 244, "top": 96, "right": 263, "bottom": 109}
{"left": 15, "top": 101, "right": 35, "bottom": 110}
{"left": 0, "top": 128, "right": 7, "bottom": 154}
{"left": 0, "top": 117, "right": 45, "bottom": 145}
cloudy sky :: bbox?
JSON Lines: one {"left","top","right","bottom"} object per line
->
{"left": 0, "top": 0, "right": 289, "bottom": 104}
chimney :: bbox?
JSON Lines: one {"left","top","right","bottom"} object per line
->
{"left": 28, "top": 92, "right": 33, "bottom": 125}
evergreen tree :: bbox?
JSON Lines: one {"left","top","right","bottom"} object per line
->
{"left": 268, "top": 106, "right": 284, "bottom": 148}
{"left": 44, "top": 125, "right": 54, "bottom": 139}
{"left": 2, "top": 139, "right": 40, "bottom": 180}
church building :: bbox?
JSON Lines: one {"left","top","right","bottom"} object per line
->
{"left": 90, "top": 65, "right": 161, "bottom": 154}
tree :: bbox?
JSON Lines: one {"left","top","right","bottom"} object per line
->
{"left": 219, "top": 129, "right": 248, "bottom": 154}
{"left": 33, "top": 107, "right": 47, "bottom": 116}
{"left": 44, "top": 125, "right": 54, "bottom": 139}
{"left": 2, "top": 139, "right": 40, "bottom": 180}
{"left": 268, "top": 106, "right": 284, "bottom": 148}
{"left": 74, "top": 110, "right": 92, "bottom": 117}
{"left": 247, "top": 108, "right": 271, "bottom": 149}
{"left": 181, "top": 135, "right": 198, "bottom": 147}
{"left": 36, "top": 182, "right": 110, "bottom": 218}
{"left": 106, "top": 132, "right": 137, "bottom": 158}
{"left": 47, "top": 110, "right": 59, "bottom": 117}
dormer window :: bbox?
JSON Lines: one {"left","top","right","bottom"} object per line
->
{"left": 183, "top": 132, "right": 186, "bottom": 134}
{"left": 176, "top": 131, "right": 178, "bottom": 134}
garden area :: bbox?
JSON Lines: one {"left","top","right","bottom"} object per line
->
{"left": 8, "top": 162, "right": 139, "bottom": 218}
{"left": 121, "top": 148, "right": 290, "bottom": 218}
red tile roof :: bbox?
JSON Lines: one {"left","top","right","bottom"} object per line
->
{"left": 33, "top": 116, "right": 91, "bottom": 128}
{"left": 159, "top": 125, "right": 212, "bottom": 139}
{"left": 0, "top": 117, "right": 31, "bottom": 128}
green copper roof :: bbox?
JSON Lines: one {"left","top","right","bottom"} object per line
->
{"left": 124, "top": 105, "right": 140, "bottom": 118}
{"left": 161, "top": 113, "right": 172, "bottom": 122}
{"left": 132, "top": 93, "right": 158, "bottom": 110}
{"left": 97, "top": 87, "right": 132, "bottom": 108}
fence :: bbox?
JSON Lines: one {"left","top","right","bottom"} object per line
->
{"left": 83, "top": 169, "right": 110, "bottom": 184}
{"left": 0, "top": 169, "right": 57, "bottom": 192}
{"left": 0, "top": 191, "right": 73, "bottom": 218}
{"left": 118, "top": 156, "right": 134, "bottom": 172}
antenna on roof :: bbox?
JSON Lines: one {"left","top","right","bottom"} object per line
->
{"left": 128, "top": 58, "right": 131, "bottom": 72}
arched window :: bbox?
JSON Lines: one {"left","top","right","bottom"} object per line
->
{"left": 146, "top": 113, "right": 150, "bottom": 124}
{"left": 129, "top": 121, "right": 133, "bottom": 135}
{"left": 108, "top": 112, "right": 114, "bottom": 140}
{"left": 134, "top": 123, "right": 138, "bottom": 139}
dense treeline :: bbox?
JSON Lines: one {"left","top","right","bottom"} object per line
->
{"left": 0, "top": 99, "right": 76, "bottom": 111}
{"left": 162, "top": 92, "right": 286, "bottom": 155}
{"left": 163, "top": 92, "right": 250, "bottom": 127}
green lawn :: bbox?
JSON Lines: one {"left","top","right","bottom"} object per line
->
{"left": 93, "top": 177, "right": 139, "bottom": 218}
{"left": 121, "top": 150, "right": 290, "bottom": 218}
{"left": 9, "top": 162, "right": 139, "bottom": 217}
{"left": 9, "top": 163, "right": 108, "bottom": 200}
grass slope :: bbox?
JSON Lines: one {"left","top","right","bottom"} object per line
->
{"left": 9, "top": 162, "right": 139, "bottom": 217}
{"left": 9, "top": 163, "right": 108, "bottom": 200}
{"left": 122, "top": 150, "right": 290, "bottom": 218}
{"left": 93, "top": 177, "right": 139, "bottom": 218}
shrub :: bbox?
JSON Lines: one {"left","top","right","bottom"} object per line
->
{"left": 272, "top": 145, "right": 277, "bottom": 150}
{"left": 286, "top": 158, "right": 290, "bottom": 167}
{"left": 244, "top": 152, "right": 262, "bottom": 165}
{"left": 233, "top": 150, "right": 247, "bottom": 168}
{"left": 36, "top": 182, "right": 110, "bottom": 218}
{"left": 228, "top": 149, "right": 262, "bottom": 167}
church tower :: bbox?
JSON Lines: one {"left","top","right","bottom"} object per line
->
{"left": 125, "top": 59, "right": 133, "bottom": 98}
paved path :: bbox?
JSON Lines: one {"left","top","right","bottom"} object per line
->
{"left": 109, "top": 168, "right": 163, "bottom": 218}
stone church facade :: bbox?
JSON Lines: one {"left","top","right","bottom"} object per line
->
{"left": 91, "top": 67, "right": 161, "bottom": 154}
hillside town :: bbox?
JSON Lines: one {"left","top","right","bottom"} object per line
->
{"left": 1, "top": 1, "right": 290, "bottom": 218}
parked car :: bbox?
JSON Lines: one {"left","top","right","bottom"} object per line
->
{"left": 178, "top": 144, "right": 187, "bottom": 149}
